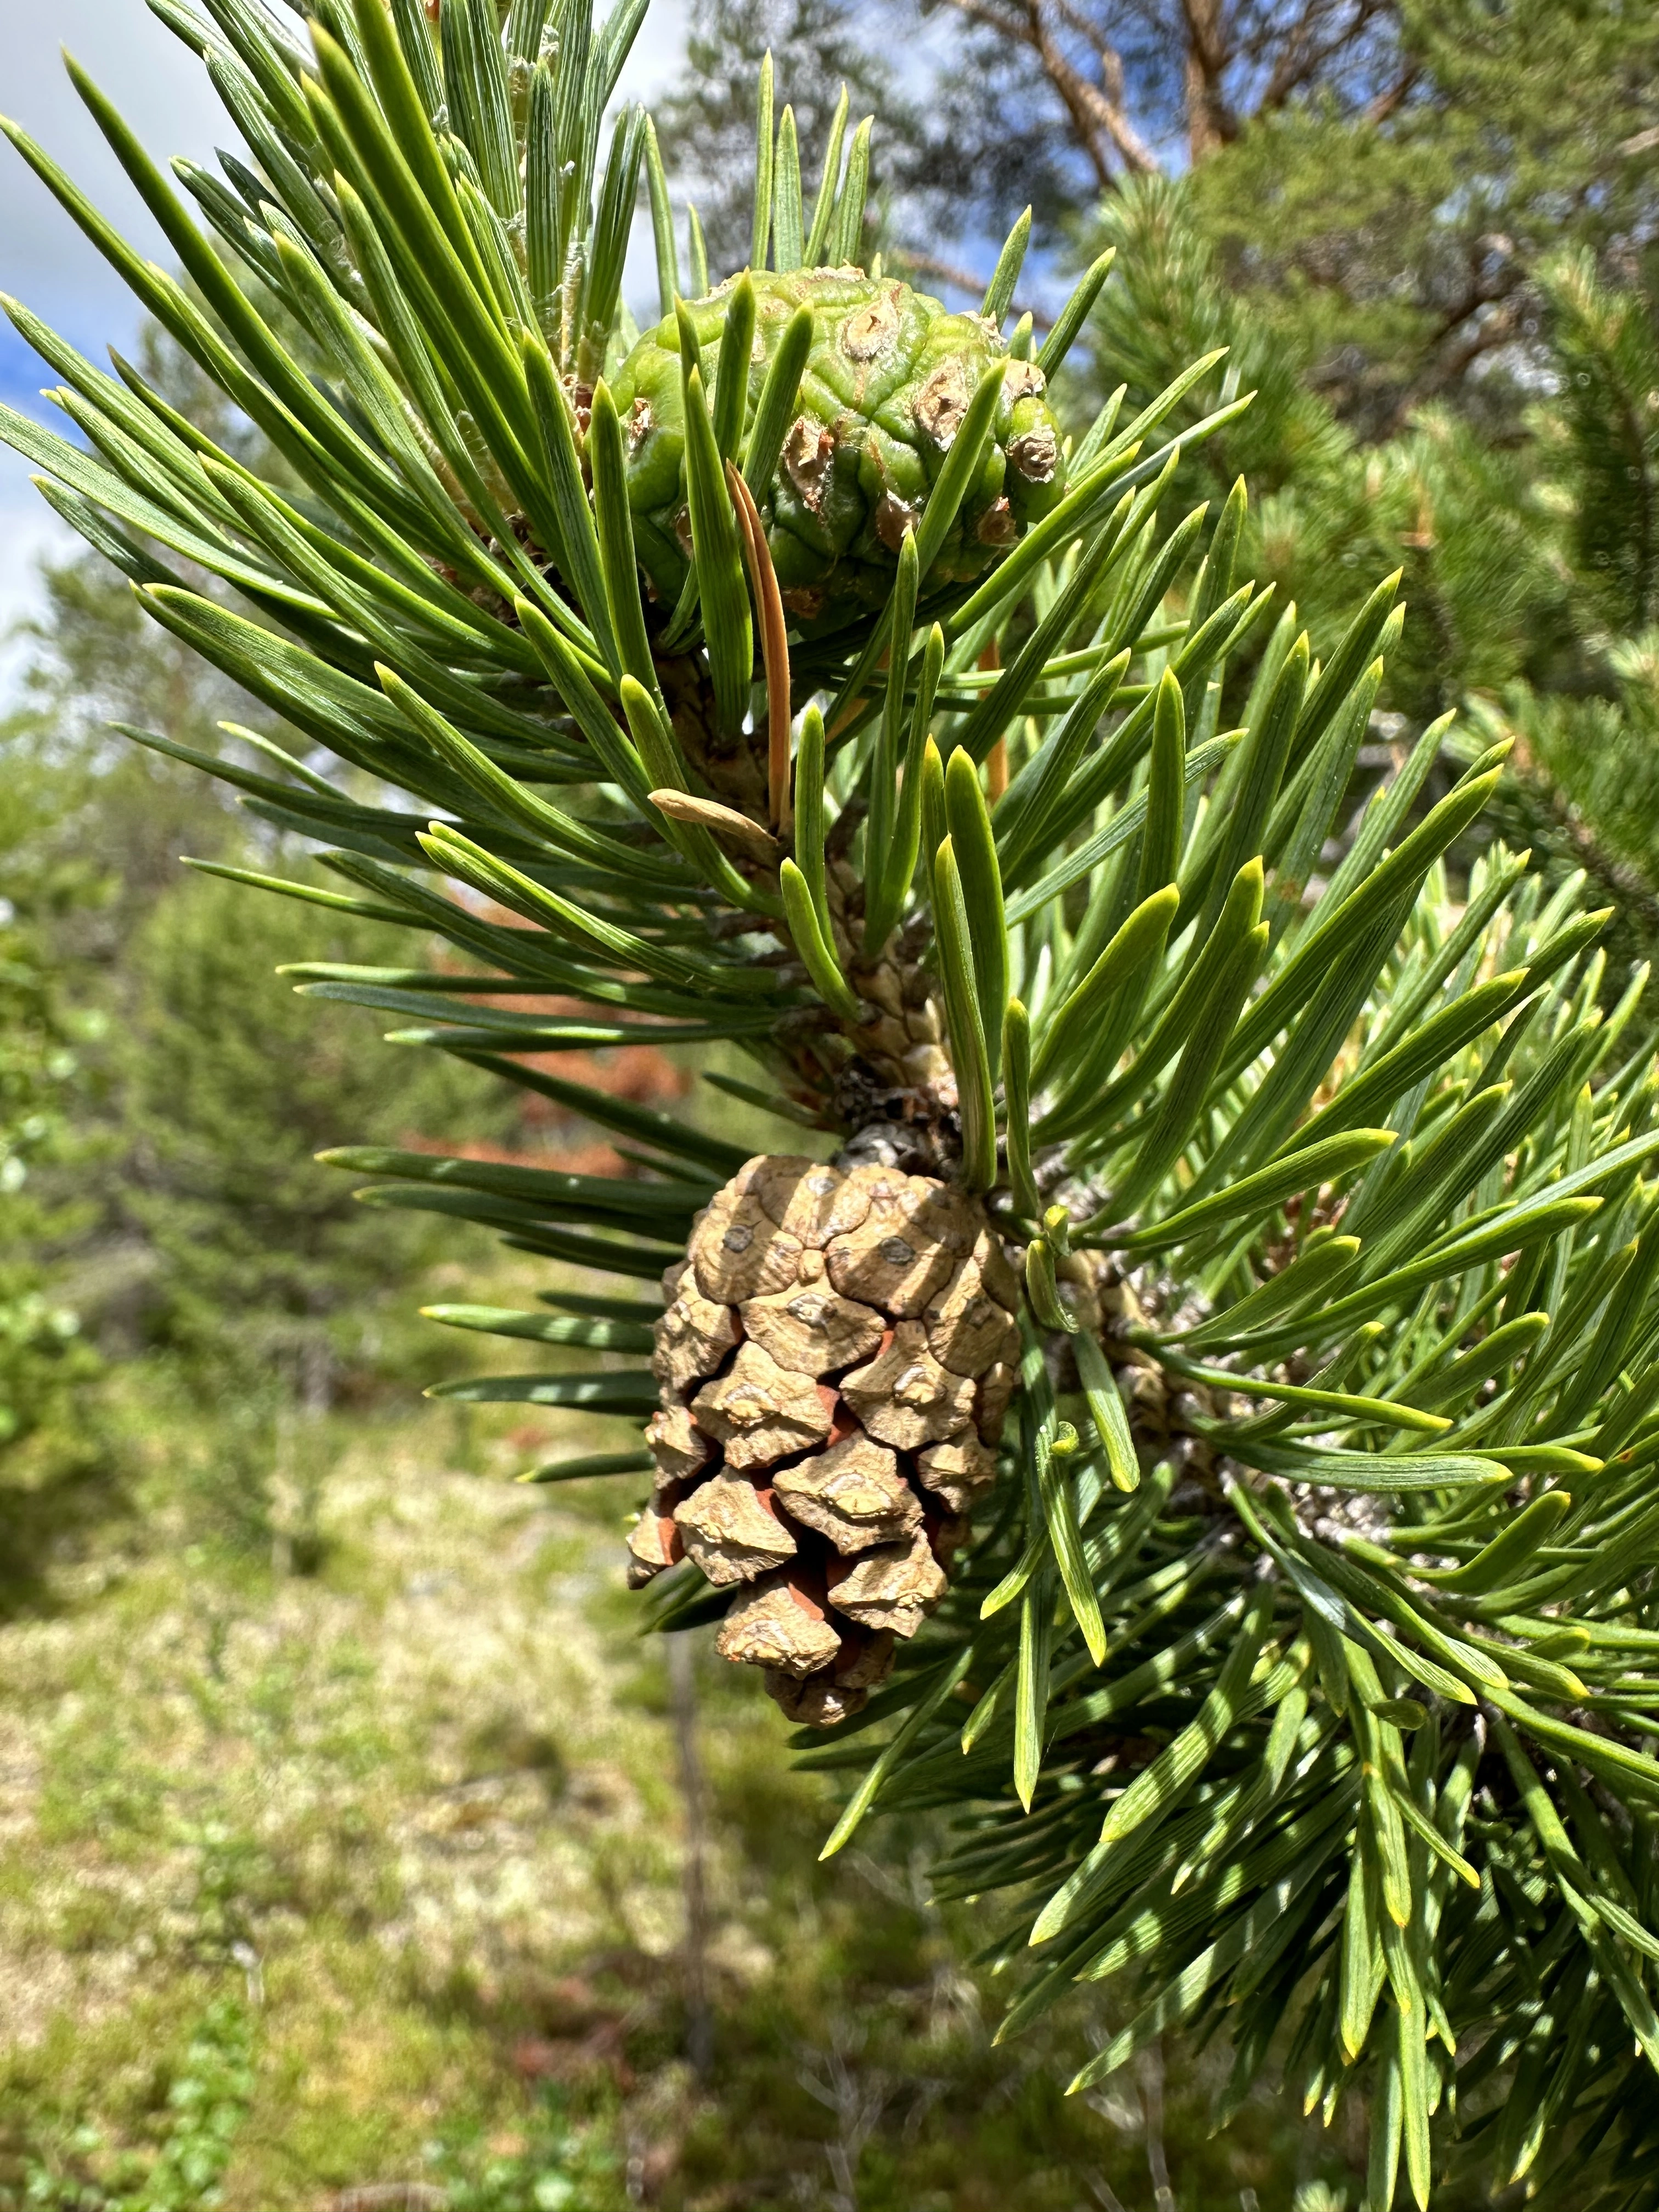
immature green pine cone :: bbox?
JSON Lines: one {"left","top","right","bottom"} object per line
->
{"left": 611, "top": 269, "right": 1067, "bottom": 625}
{"left": 630, "top": 1154, "right": 1022, "bottom": 1725}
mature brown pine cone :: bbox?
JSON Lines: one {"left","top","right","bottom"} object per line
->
{"left": 629, "top": 1154, "right": 1021, "bottom": 1725}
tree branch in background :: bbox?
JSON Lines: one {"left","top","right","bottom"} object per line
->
{"left": 1252, "top": 0, "right": 1397, "bottom": 112}
{"left": 885, "top": 244, "right": 1054, "bottom": 325}
{"left": 1400, "top": 291, "right": 1525, "bottom": 423}
{"left": 1178, "top": 0, "right": 1234, "bottom": 157}
{"left": 929, "top": 0, "right": 1403, "bottom": 179}
{"left": 1364, "top": 55, "right": 1419, "bottom": 123}
{"left": 1015, "top": 0, "right": 1164, "bottom": 178}
{"left": 1504, "top": 731, "right": 1659, "bottom": 923}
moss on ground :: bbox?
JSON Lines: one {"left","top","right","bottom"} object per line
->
{"left": 0, "top": 1269, "right": 1365, "bottom": 2211}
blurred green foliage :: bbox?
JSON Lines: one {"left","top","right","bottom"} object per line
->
{"left": 0, "top": 313, "right": 515, "bottom": 1428}
{"left": 0, "top": 546, "right": 510, "bottom": 1419}
{"left": 0, "top": 911, "right": 94, "bottom": 1454}
{"left": 0, "top": 694, "right": 104, "bottom": 1459}
{"left": 114, "top": 867, "right": 510, "bottom": 1401}
{"left": 1183, "top": 0, "right": 1659, "bottom": 442}
{"left": 23, "top": 2000, "right": 256, "bottom": 2212}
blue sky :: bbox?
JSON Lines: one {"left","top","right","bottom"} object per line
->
{"left": 0, "top": 0, "right": 689, "bottom": 697}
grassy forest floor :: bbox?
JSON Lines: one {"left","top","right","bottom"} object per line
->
{"left": 0, "top": 1246, "right": 1368, "bottom": 2212}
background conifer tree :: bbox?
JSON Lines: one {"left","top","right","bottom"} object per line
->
{"left": 10, "top": 5, "right": 1659, "bottom": 2204}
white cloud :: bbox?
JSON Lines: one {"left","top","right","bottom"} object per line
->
{"left": 0, "top": 483, "right": 72, "bottom": 700}
{"left": 1, "top": 0, "right": 238, "bottom": 315}
{"left": 1, "top": 0, "right": 242, "bottom": 693}
{"left": 614, "top": 0, "right": 689, "bottom": 104}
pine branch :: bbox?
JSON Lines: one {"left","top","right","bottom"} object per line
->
{"left": 7, "top": 9, "right": 1659, "bottom": 2194}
